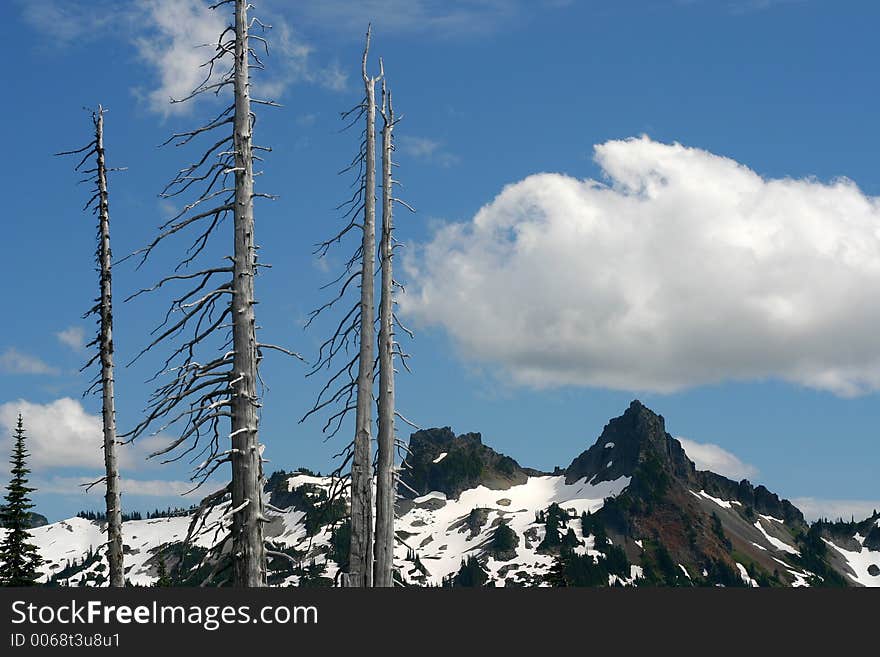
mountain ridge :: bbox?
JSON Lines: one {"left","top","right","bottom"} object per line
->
{"left": 3, "top": 400, "right": 878, "bottom": 587}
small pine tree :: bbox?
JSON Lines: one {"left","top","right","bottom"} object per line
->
{"left": 154, "top": 551, "right": 172, "bottom": 587}
{"left": 0, "top": 415, "right": 43, "bottom": 586}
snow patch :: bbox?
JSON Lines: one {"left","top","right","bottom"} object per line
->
{"left": 736, "top": 562, "right": 759, "bottom": 587}
{"left": 413, "top": 491, "right": 448, "bottom": 504}
{"left": 824, "top": 538, "right": 880, "bottom": 587}
{"left": 759, "top": 513, "right": 785, "bottom": 524}
{"left": 690, "top": 489, "right": 734, "bottom": 509}
{"left": 753, "top": 520, "right": 799, "bottom": 555}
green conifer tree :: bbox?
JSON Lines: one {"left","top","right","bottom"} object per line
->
{"left": 154, "top": 551, "right": 172, "bottom": 587}
{"left": 0, "top": 415, "right": 43, "bottom": 586}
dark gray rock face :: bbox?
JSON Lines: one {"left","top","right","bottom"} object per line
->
{"left": 0, "top": 509, "right": 47, "bottom": 529}
{"left": 864, "top": 523, "right": 880, "bottom": 551}
{"left": 400, "top": 427, "right": 541, "bottom": 500}
{"left": 696, "top": 472, "right": 806, "bottom": 529}
{"left": 564, "top": 400, "right": 694, "bottom": 485}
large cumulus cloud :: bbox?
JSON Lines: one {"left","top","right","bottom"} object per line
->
{"left": 402, "top": 136, "right": 880, "bottom": 396}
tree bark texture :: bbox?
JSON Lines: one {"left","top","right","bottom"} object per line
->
{"left": 374, "top": 86, "right": 396, "bottom": 588}
{"left": 349, "top": 28, "right": 378, "bottom": 588}
{"left": 230, "top": 0, "right": 266, "bottom": 588}
{"left": 94, "top": 108, "right": 124, "bottom": 588}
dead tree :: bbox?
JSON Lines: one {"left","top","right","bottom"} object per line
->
{"left": 373, "top": 79, "right": 396, "bottom": 587}
{"left": 57, "top": 106, "right": 125, "bottom": 587}
{"left": 121, "top": 0, "right": 286, "bottom": 588}
{"left": 349, "top": 26, "right": 381, "bottom": 589}
{"left": 374, "top": 76, "right": 417, "bottom": 587}
{"left": 302, "top": 27, "right": 381, "bottom": 587}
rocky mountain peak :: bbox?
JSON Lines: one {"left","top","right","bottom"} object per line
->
{"left": 564, "top": 400, "right": 693, "bottom": 485}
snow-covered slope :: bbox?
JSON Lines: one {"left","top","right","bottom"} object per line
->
{"left": 394, "top": 474, "right": 631, "bottom": 586}
{"left": 10, "top": 474, "right": 878, "bottom": 588}
{"left": 0, "top": 472, "right": 633, "bottom": 587}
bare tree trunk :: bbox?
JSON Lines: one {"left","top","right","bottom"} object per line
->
{"left": 230, "top": 0, "right": 266, "bottom": 588}
{"left": 374, "top": 81, "right": 396, "bottom": 588}
{"left": 94, "top": 107, "right": 124, "bottom": 587}
{"left": 118, "top": 0, "right": 282, "bottom": 588}
{"left": 349, "top": 27, "right": 379, "bottom": 588}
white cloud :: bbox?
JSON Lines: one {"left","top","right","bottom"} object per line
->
{"left": 56, "top": 326, "right": 87, "bottom": 352}
{"left": 0, "top": 348, "right": 58, "bottom": 376}
{"left": 677, "top": 437, "right": 759, "bottom": 480}
{"left": 133, "top": 0, "right": 228, "bottom": 117}
{"left": 398, "top": 136, "right": 460, "bottom": 168}
{"left": 0, "top": 398, "right": 172, "bottom": 471}
{"left": 789, "top": 498, "right": 880, "bottom": 523}
{"left": 402, "top": 136, "right": 880, "bottom": 396}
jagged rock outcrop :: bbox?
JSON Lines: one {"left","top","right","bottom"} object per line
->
{"left": 400, "top": 427, "right": 544, "bottom": 499}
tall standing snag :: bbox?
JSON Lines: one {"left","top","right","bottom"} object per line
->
{"left": 57, "top": 106, "right": 124, "bottom": 587}
{"left": 229, "top": 0, "right": 265, "bottom": 588}
{"left": 350, "top": 26, "right": 380, "bottom": 588}
{"left": 301, "top": 26, "right": 382, "bottom": 587}
{"left": 122, "top": 0, "right": 283, "bottom": 587}
{"left": 373, "top": 75, "right": 416, "bottom": 587}
{"left": 374, "top": 78, "right": 397, "bottom": 587}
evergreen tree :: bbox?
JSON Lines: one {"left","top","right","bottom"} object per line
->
{"left": 449, "top": 556, "right": 489, "bottom": 587}
{"left": 0, "top": 415, "right": 43, "bottom": 586}
{"left": 491, "top": 523, "right": 518, "bottom": 553}
{"left": 154, "top": 551, "right": 172, "bottom": 587}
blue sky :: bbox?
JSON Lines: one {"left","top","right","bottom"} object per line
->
{"left": 1, "top": 0, "right": 878, "bottom": 522}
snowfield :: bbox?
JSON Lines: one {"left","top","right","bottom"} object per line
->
{"left": 394, "top": 474, "right": 631, "bottom": 586}
{"left": 824, "top": 538, "right": 880, "bottom": 587}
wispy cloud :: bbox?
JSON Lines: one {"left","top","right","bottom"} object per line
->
{"left": 398, "top": 136, "right": 460, "bottom": 168}
{"left": 34, "top": 475, "right": 208, "bottom": 498}
{"left": 256, "top": 17, "right": 349, "bottom": 99}
{"left": 15, "top": 0, "right": 116, "bottom": 45}
{"left": 677, "top": 437, "right": 759, "bottom": 480}
{"left": 284, "top": 0, "right": 567, "bottom": 39}
{"left": 132, "top": 0, "right": 228, "bottom": 117}
{"left": 728, "top": 0, "right": 807, "bottom": 14}
{"left": 56, "top": 326, "right": 87, "bottom": 352}
{"left": 0, "top": 348, "right": 58, "bottom": 376}
{"left": 17, "top": 0, "right": 346, "bottom": 116}
{"left": 675, "top": 0, "right": 807, "bottom": 15}
{"left": 789, "top": 498, "right": 880, "bottom": 523}
{"left": 296, "top": 113, "right": 319, "bottom": 127}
